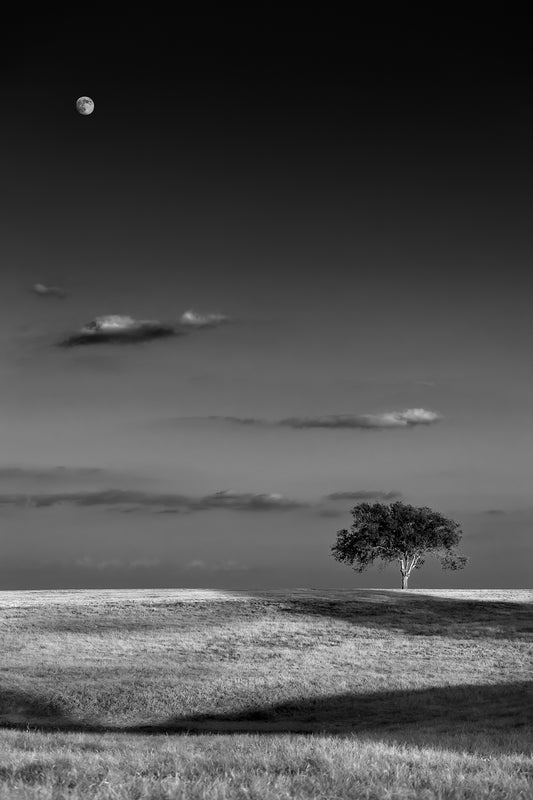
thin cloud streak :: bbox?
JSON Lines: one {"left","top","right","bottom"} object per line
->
{"left": 58, "top": 309, "right": 230, "bottom": 346}
{"left": 180, "top": 309, "right": 230, "bottom": 328}
{"left": 177, "top": 408, "right": 442, "bottom": 430}
{"left": 45, "top": 557, "right": 251, "bottom": 573}
{"left": 325, "top": 490, "right": 402, "bottom": 501}
{"left": 32, "top": 283, "right": 67, "bottom": 298}
{"left": 0, "top": 466, "right": 152, "bottom": 493}
{"left": 58, "top": 315, "right": 179, "bottom": 347}
{"left": 316, "top": 490, "right": 402, "bottom": 518}
{"left": 185, "top": 559, "right": 251, "bottom": 572}
{"left": 281, "top": 408, "right": 441, "bottom": 429}
{"left": 0, "top": 466, "right": 105, "bottom": 482}
{"left": 46, "top": 557, "right": 162, "bottom": 571}
{"left": 0, "top": 488, "right": 307, "bottom": 513}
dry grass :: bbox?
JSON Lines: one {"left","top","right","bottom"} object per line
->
{"left": 0, "top": 588, "right": 532, "bottom": 798}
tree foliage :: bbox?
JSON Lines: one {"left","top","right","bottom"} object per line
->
{"left": 330, "top": 501, "right": 468, "bottom": 588}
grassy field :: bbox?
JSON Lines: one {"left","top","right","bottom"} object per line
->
{"left": 0, "top": 588, "right": 532, "bottom": 798}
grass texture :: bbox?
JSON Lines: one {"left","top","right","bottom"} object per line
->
{"left": 0, "top": 588, "right": 531, "bottom": 798}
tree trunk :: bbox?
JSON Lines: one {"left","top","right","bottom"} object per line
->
{"left": 401, "top": 573, "right": 408, "bottom": 590}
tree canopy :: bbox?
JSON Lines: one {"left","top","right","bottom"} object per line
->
{"left": 330, "top": 501, "right": 468, "bottom": 588}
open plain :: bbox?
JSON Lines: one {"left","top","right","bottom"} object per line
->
{"left": 0, "top": 588, "right": 532, "bottom": 799}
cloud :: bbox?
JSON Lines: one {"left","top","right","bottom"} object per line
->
{"left": 187, "top": 408, "right": 442, "bottom": 430}
{"left": 316, "top": 490, "right": 402, "bottom": 518}
{"left": 280, "top": 408, "right": 441, "bottom": 429}
{"left": 46, "top": 556, "right": 252, "bottom": 574}
{"left": 325, "top": 490, "right": 402, "bottom": 501}
{"left": 199, "top": 490, "right": 302, "bottom": 511}
{"left": 58, "top": 309, "right": 231, "bottom": 347}
{"left": 32, "top": 283, "right": 67, "bottom": 298}
{"left": 180, "top": 309, "right": 230, "bottom": 328}
{"left": 58, "top": 315, "right": 179, "bottom": 347}
{"left": 0, "top": 466, "right": 105, "bottom": 482}
{"left": 185, "top": 559, "right": 250, "bottom": 572}
{"left": 202, "top": 416, "right": 267, "bottom": 426}
{"left": 129, "top": 558, "right": 161, "bottom": 568}
{"left": 67, "top": 556, "right": 161, "bottom": 570}
{"left": 0, "top": 488, "right": 306, "bottom": 513}
{"left": 0, "top": 483, "right": 402, "bottom": 518}
{"left": 483, "top": 509, "right": 507, "bottom": 516}
{"left": 0, "top": 466, "right": 151, "bottom": 494}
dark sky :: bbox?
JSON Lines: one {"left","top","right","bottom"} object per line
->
{"left": 0, "top": 11, "right": 531, "bottom": 589}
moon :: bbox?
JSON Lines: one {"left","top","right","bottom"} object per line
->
{"left": 76, "top": 96, "right": 94, "bottom": 115}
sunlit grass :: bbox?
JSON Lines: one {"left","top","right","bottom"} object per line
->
{"left": 0, "top": 588, "right": 531, "bottom": 798}
{"left": 1, "top": 728, "right": 532, "bottom": 800}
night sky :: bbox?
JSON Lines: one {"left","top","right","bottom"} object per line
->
{"left": 1, "top": 11, "right": 531, "bottom": 589}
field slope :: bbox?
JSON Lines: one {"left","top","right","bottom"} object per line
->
{"left": 0, "top": 588, "right": 532, "bottom": 798}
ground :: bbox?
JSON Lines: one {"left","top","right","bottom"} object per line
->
{"left": 0, "top": 588, "right": 531, "bottom": 798}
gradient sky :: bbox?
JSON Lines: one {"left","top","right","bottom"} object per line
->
{"left": 1, "top": 11, "right": 531, "bottom": 589}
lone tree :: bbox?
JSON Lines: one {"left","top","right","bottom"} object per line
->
{"left": 331, "top": 501, "right": 468, "bottom": 589}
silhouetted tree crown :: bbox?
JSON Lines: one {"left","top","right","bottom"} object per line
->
{"left": 331, "top": 501, "right": 468, "bottom": 589}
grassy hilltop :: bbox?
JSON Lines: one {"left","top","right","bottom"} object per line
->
{"left": 0, "top": 588, "right": 532, "bottom": 798}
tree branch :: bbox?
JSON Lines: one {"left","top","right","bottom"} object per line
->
{"left": 405, "top": 552, "right": 422, "bottom": 575}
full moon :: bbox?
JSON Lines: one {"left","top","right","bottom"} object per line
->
{"left": 76, "top": 96, "right": 94, "bottom": 115}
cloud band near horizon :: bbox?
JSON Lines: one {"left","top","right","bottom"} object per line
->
{"left": 0, "top": 485, "right": 406, "bottom": 515}
{"left": 325, "top": 490, "right": 402, "bottom": 500}
{"left": 0, "top": 489, "right": 306, "bottom": 513}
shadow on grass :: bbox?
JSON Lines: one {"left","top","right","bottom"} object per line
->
{"left": 15, "top": 592, "right": 533, "bottom": 641}
{"left": 277, "top": 591, "right": 533, "bottom": 640}
{"left": 1, "top": 681, "right": 532, "bottom": 753}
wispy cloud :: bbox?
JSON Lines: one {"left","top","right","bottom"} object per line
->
{"left": 202, "top": 416, "right": 266, "bottom": 426}
{"left": 185, "top": 559, "right": 250, "bottom": 572}
{"left": 181, "top": 408, "right": 442, "bottom": 430}
{"left": 32, "top": 283, "right": 67, "bottom": 298}
{"left": 0, "top": 466, "right": 105, "bottom": 482}
{"left": 280, "top": 409, "right": 441, "bottom": 429}
{"left": 63, "top": 556, "right": 161, "bottom": 570}
{"left": 0, "top": 481, "right": 402, "bottom": 517}
{"left": 324, "top": 490, "right": 402, "bottom": 501}
{"left": 58, "top": 309, "right": 231, "bottom": 347}
{"left": 58, "top": 315, "right": 179, "bottom": 347}
{"left": 196, "top": 490, "right": 304, "bottom": 511}
{"left": 316, "top": 490, "right": 402, "bottom": 518}
{"left": 0, "top": 488, "right": 306, "bottom": 513}
{"left": 46, "top": 556, "right": 251, "bottom": 573}
{"left": 180, "top": 309, "right": 230, "bottom": 328}
{"left": 0, "top": 466, "right": 150, "bottom": 493}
